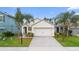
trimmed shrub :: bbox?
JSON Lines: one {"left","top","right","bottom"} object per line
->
{"left": 0, "top": 33, "right": 4, "bottom": 40}
{"left": 68, "top": 30, "right": 72, "bottom": 36}
{"left": 2, "top": 31, "right": 15, "bottom": 37}
{"left": 26, "top": 32, "right": 34, "bottom": 37}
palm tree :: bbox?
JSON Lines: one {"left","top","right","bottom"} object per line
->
{"left": 55, "top": 11, "right": 79, "bottom": 36}
{"left": 23, "top": 14, "right": 34, "bottom": 23}
{"left": 15, "top": 8, "right": 24, "bottom": 44}
{"left": 15, "top": 8, "right": 34, "bottom": 44}
{"left": 15, "top": 8, "right": 24, "bottom": 30}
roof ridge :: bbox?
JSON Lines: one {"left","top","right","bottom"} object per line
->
{"left": 0, "top": 11, "right": 15, "bottom": 18}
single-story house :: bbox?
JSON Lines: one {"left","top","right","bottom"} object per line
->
{"left": 0, "top": 12, "right": 19, "bottom": 34}
{"left": 55, "top": 23, "right": 79, "bottom": 36}
{"left": 22, "top": 19, "right": 55, "bottom": 36}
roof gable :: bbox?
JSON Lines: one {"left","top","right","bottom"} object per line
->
{"left": 32, "top": 20, "right": 53, "bottom": 27}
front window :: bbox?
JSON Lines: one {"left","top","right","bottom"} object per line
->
{"left": 0, "top": 15, "right": 4, "bottom": 23}
{"left": 28, "top": 27, "right": 32, "bottom": 31}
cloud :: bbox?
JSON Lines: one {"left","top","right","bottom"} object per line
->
{"left": 67, "top": 7, "right": 79, "bottom": 11}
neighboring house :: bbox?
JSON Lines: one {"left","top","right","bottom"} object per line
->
{"left": 0, "top": 12, "right": 19, "bottom": 34}
{"left": 22, "top": 19, "right": 55, "bottom": 36}
{"left": 70, "top": 21, "right": 79, "bottom": 36}
{"left": 55, "top": 23, "right": 79, "bottom": 36}
{"left": 70, "top": 26, "right": 79, "bottom": 36}
{"left": 55, "top": 23, "right": 65, "bottom": 34}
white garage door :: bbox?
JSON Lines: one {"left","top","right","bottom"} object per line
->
{"left": 34, "top": 28, "right": 53, "bottom": 36}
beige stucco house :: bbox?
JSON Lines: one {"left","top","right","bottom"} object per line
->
{"left": 22, "top": 18, "right": 55, "bottom": 37}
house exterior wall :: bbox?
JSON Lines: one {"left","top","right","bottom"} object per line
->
{"left": 0, "top": 13, "right": 19, "bottom": 33}
{"left": 70, "top": 27, "right": 79, "bottom": 36}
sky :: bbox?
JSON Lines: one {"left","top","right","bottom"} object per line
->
{"left": 0, "top": 7, "right": 79, "bottom": 18}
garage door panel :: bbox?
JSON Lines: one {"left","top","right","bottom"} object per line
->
{"left": 34, "top": 27, "right": 52, "bottom": 29}
{"left": 34, "top": 28, "right": 52, "bottom": 36}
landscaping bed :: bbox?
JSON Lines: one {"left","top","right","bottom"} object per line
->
{"left": 55, "top": 34, "right": 79, "bottom": 47}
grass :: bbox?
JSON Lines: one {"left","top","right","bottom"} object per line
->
{"left": 55, "top": 34, "right": 79, "bottom": 47}
{"left": 0, "top": 37, "right": 32, "bottom": 47}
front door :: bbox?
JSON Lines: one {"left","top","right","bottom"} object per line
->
{"left": 23, "top": 27, "right": 27, "bottom": 34}
{"left": 57, "top": 27, "right": 59, "bottom": 33}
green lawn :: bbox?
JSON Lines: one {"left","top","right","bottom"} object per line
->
{"left": 0, "top": 37, "right": 32, "bottom": 47}
{"left": 55, "top": 35, "right": 79, "bottom": 47}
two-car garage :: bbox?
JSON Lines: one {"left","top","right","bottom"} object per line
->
{"left": 33, "top": 27, "right": 53, "bottom": 36}
{"left": 32, "top": 20, "right": 54, "bottom": 36}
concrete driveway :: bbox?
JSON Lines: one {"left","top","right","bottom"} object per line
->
{"left": 29, "top": 36, "right": 62, "bottom": 47}
{"left": 28, "top": 36, "right": 62, "bottom": 50}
